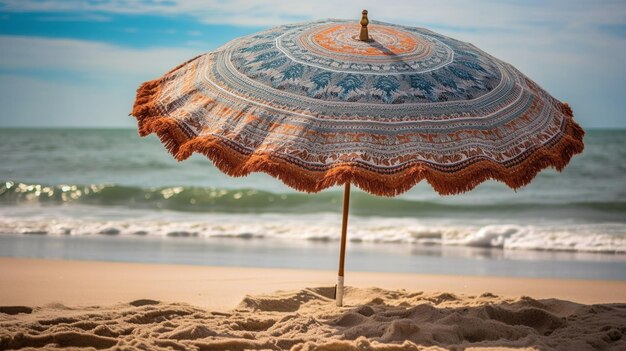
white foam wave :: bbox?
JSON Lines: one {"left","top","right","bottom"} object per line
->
{"left": 0, "top": 207, "right": 624, "bottom": 254}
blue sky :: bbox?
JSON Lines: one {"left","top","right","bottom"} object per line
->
{"left": 0, "top": 0, "right": 625, "bottom": 128}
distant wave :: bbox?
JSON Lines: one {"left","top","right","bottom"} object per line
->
{"left": 2, "top": 181, "right": 625, "bottom": 217}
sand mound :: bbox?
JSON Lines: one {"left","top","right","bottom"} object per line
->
{"left": 1, "top": 287, "right": 624, "bottom": 350}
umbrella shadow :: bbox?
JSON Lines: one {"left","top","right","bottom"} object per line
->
{"left": 364, "top": 39, "right": 415, "bottom": 71}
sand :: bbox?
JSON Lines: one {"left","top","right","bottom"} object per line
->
{"left": 0, "top": 258, "right": 625, "bottom": 350}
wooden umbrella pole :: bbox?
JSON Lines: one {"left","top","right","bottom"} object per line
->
{"left": 336, "top": 182, "right": 351, "bottom": 306}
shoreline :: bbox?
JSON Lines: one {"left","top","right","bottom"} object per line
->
{"left": 1, "top": 257, "right": 624, "bottom": 310}
{"left": 2, "top": 234, "right": 625, "bottom": 282}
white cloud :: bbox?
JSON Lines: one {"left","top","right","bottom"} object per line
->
{"left": 1, "top": 0, "right": 625, "bottom": 29}
{"left": 0, "top": 35, "right": 201, "bottom": 77}
{"left": 0, "top": 35, "right": 201, "bottom": 127}
{"left": 2, "top": 1, "right": 624, "bottom": 70}
{"left": 33, "top": 13, "right": 111, "bottom": 22}
{"left": 0, "top": 1, "right": 624, "bottom": 127}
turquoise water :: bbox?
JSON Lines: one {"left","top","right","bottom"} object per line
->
{"left": 0, "top": 128, "right": 625, "bottom": 278}
{"left": 2, "top": 129, "right": 624, "bottom": 208}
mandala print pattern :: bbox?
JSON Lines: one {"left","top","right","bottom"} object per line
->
{"left": 132, "top": 20, "right": 584, "bottom": 196}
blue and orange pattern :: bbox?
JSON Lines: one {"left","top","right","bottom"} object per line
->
{"left": 132, "top": 19, "right": 584, "bottom": 196}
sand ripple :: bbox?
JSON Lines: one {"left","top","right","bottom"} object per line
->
{"left": 1, "top": 287, "right": 625, "bottom": 350}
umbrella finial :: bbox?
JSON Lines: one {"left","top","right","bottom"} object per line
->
{"left": 359, "top": 9, "right": 369, "bottom": 41}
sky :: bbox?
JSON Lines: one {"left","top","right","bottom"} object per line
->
{"left": 0, "top": 0, "right": 624, "bottom": 129}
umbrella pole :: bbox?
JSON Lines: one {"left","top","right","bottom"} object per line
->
{"left": 336, "top": 182, "right": 350, "bottom": 307}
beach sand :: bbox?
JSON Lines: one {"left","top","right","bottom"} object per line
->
{"left": 1, "top": 258, "right": 625, "bottom": 350}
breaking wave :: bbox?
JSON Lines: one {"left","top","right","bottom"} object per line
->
{"left": 1, "top": 181, "right": 625, "bottom": 217}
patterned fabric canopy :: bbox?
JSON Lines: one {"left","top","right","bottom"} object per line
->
{"left": 131, "top": 19, "right": 584, "bottom": 196}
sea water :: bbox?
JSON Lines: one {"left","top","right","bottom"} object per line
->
{"left": 0, "top": 129, "right": 624, "bottom": 279}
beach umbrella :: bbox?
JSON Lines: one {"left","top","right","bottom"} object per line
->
{"left": 131, "top": 10, "right": 584, "bottom": 306}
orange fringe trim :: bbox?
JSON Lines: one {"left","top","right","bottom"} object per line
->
{"left": 131, "top": 77, "right": 584, "bottom": 197}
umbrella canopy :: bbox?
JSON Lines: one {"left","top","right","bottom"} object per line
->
{"left": 132, "top": 15, "right": 583, "bottom": 197}
{"left": 131, "top": 11, "right": 584, "bottom": 306}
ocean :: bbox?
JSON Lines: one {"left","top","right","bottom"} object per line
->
{"left": 1, "top": 128, "right": 625, "bottom": 279}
